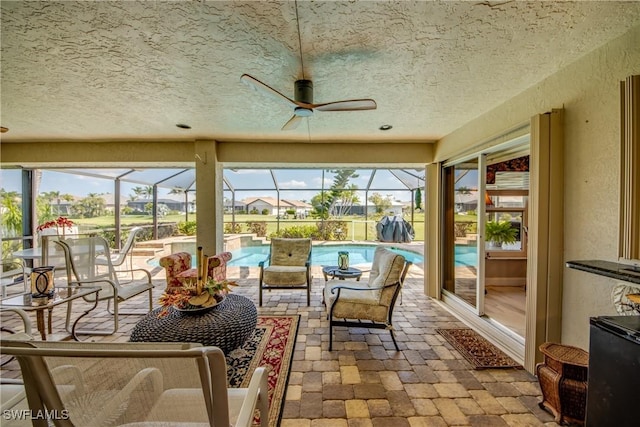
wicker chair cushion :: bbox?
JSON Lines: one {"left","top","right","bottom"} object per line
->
{"left": 269, "top": 238, "right": 311, "bottom": 266}
{"left": 263, "top": 265, "right": 308, "bottom": 285}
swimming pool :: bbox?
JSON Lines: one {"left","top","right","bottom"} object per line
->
{"left": 149, "top": 243, "right": 476, "bottom": 268}
{"left": 454, "top": 245, "right": 477, "bottom": 268}
{"left": 228, "top": 244, "right": 423, "bottom": 267}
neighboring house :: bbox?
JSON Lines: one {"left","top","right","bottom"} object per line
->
{"left": 127, "top": 198, "right": 194, "bottom": 213}
{"left": 340, "top": 201, "right": 404, "bottom": 216}
{"left": 223, "top": 199, "right": 247, "bottom": 214}
{"left": 243, "top": 197, "right": 312, "bottom": 216}
{"left": 454, "top": 192, "right": 478, "bottom": 214}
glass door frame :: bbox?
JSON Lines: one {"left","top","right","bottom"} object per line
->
{"left": 441, "top": 154, "right": 488, "bottom": 316}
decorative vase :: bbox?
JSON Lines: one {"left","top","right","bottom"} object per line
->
{"left": 338, "top": 251, "right": 349, "bottom": 270}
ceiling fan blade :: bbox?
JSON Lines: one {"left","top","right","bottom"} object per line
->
{"left": 240, "top": 74, "right": 298, "bottom": 108}
{"left": 281, "top": 115, "right": 303, "bottom": 131}
{"left": 313, "top": 99, "right": 377, "bottom": 112}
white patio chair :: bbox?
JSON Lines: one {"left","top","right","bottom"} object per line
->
{"left": 95, "top": 226, "right": 143, "bottom": 280}
{"left": 1, "top": 260, "right": 28, "bottom": 297}
{"left": 0, "top": 341, "right": 269, "bottom": 427}
{"left": 55, "top": 235, "right": 154, "bottom": 335}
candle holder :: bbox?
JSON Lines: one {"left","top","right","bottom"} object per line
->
{"left": 31, "top": 266, "right": 55, "bottom": 298}
{"left": 338, "top": 251, "right": 349, "bottom": 270}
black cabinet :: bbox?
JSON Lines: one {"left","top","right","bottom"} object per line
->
{"left": 586, "top": 316, "right": 640, "bottom": 427}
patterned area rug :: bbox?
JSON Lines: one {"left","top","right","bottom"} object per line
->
{"left": 226, "top": 315, "right": 299, "bottom": 427}
{"left": 436, "top": 328, "right": 522, "bottom": 370}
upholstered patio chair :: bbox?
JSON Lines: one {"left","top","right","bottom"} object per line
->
{"left": 259, "top": 238, "right": 312, "bottom": 306}
{"left": 159, "top": 251, "right": 233, "bottom": 292}
{"left": 323, "top": 246, "right": 411, "bottom": 350}
{"left": 0, "top": 341, "right": 269, "bottom": 427}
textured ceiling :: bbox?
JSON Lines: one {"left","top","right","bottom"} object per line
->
{"left": 1, "top": 1, "right": 639, "bottom": 143}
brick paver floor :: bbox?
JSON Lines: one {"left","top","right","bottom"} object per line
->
{"left": 0, "top": 259, "right": 560, "bottom": 427}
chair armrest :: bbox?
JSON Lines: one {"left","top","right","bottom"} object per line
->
{"left": 235, "top": 366, "right": 268, "bottom": 427}
{"left": 330, "top": 282, "right": 399, "bottom": 294}
{"left": 258, "top": 254, "right": 271, "bottom": 268}
{"left": 120, "top": 267, "right": 153, "bottom": 283}
{"left": 0, "top": 308, "right": 33, "bottom": 336}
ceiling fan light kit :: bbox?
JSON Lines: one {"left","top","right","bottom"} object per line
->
{"left": 240, "top": 73, "right": 377, "bottom": 131}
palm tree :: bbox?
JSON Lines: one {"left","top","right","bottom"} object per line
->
{"left": 1, "top": 190, "right": 22, "bottom": 237}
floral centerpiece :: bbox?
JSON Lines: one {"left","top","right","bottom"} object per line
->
{"left": 157, "top": 246, "right": 237, "bottom": 317}
{"left": 37, "top": 216, "right": 75, "bottom": 236}
{"left": 158, "top": 277, "right": 237, "bottom": 317}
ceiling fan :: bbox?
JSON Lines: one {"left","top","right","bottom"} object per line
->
{"left": 240, "top": 74, "right": 377, "bottom": 130}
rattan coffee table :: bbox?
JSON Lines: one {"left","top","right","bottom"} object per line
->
{"left": 130, "top": 294, "right": 257, "bottom": 354}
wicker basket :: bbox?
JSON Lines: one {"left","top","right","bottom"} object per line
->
{"left": 536, "top": 342, "right": 589, "bottom": 426}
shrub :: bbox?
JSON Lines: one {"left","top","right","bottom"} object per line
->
{"left": 224, "top": 223, "right": 242, "bottom": 234}
{"left": 261, "top": 208, "right": 270, "bottom": 215}
{"left": 270, "top": 225, "right": 317, "bottom": 239}
{"left": 177, "top": 220, "right": 197, "bottom": 236}
{"left": 316, "top": 220, "right": 348, "bottom": 240}
{"left": 246, "top": 221, "right": 267, "bottom": 237}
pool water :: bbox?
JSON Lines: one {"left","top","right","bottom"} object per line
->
{"left": 455, "top": 245, "right": 478, "bottom": 267}
{"left": 228, "top": 244, "right": 423, "bottom": 267}
{"left": 149, "top": 243, "right": 476, "bottom": 268}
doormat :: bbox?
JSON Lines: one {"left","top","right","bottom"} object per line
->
{"left": 226, "top": 315, "right": 299, "bottom": 427}
{"left": 436, "top": 328, "right": 522, "bottom": 370}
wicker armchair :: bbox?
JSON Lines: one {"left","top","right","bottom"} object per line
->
{"left": 160, "top": 251, "right": 232, "bottom": 292}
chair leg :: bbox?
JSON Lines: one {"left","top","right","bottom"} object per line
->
{"left": 259, "top": 283, "right": 263, "bottom": 306}
{"left": 389, "top": 328, "right": 400, "bottom": 351}
{"left": 329, "top": 321, "right": 334, "bottom": 351}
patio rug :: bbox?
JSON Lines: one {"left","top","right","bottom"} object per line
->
{"left": 226, "top": 315, "right": 299, "bottom": 427}
{"left": 436, "top": 328, "right": 522, "bottom": 370}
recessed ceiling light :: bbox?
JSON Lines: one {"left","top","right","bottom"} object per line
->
{"left": 176, "top": 123, "right": 191, "bottom": 129}
{"left": 379, "top": 124, "right": 392, "bottom": 131}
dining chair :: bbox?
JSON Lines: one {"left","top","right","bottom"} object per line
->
{"left": 55, "top": 236, "right": 154, "bottom": 335}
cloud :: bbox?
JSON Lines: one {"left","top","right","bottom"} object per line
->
{"left": 280, "top": 180, "right": 307, "bottom": 189}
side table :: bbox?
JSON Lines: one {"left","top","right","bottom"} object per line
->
{"left": 322, "top": 266, "right": 362, "bottom": 282}
{"left": 536, "top": 342, "right": 589, "bottom": 426}
{"left": 129, "top": 294, "right": 257, "bottom": 355}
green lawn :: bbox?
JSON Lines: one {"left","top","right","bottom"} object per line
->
{"left": 70, "top": 212, "right": 426, "bottom": 241}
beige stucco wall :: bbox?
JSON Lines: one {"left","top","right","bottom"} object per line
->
{"left": 435, "top": 25, "right": 640, "bottom": 349}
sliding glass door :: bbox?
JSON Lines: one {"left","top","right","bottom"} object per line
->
{"left": 442, "top": 156, "right": 486, "bottom": 315}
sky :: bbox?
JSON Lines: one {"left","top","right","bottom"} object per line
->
{"left": 0, "top": 168, "right": 424, "bottom": 203}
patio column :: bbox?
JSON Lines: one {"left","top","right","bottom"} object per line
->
{"left": 195, "top": 140, "right": 223, "bottom": 255}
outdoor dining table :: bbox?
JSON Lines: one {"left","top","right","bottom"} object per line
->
{"left": 0, "top": 286, "right": 101, "bottom": 341}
